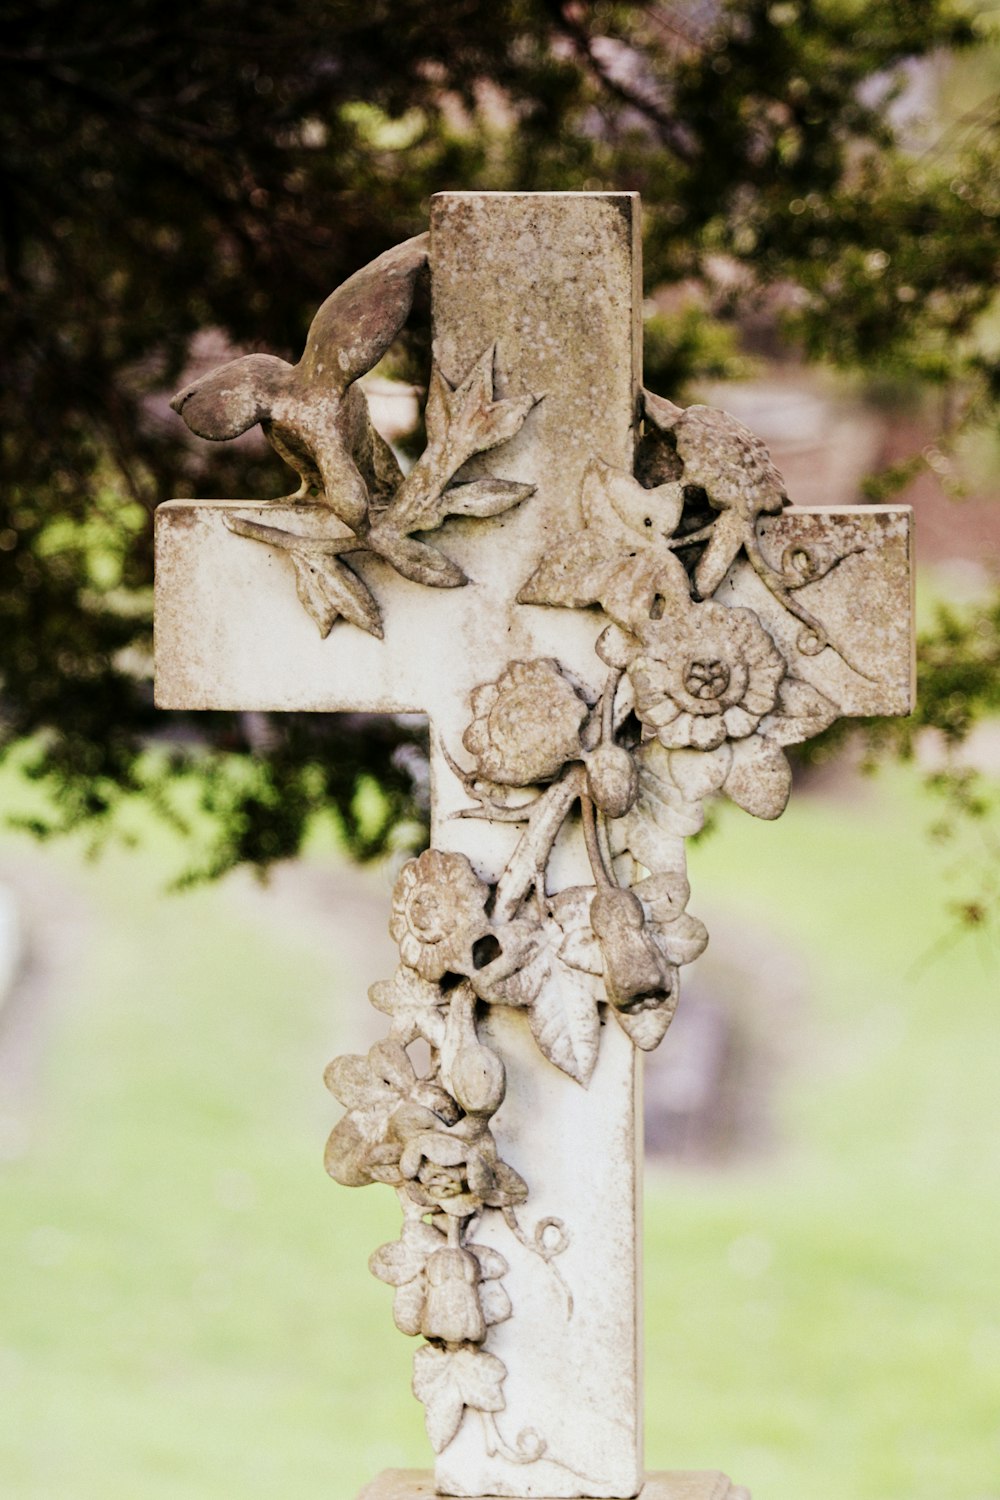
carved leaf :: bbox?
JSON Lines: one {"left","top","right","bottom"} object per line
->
{"left": 442, "top": 477, "right": 535, "bottom": 518}
{"left": 433, "top": 344, "right": 538, "bottom": 459}
{"left": 760, "top": 677, "right": 839, "bottom": 747}
{"left": 723, "top": 734, "right": 793, "bottom": 819}
{"left": 368, "top": 1039, "right": 418, "bottom": 1093}
{"left": 370, "top": 967, "right": 448, "bottom": 1047}
{"left": 287, "top": 552, "right": 383, "bottom": 639}
{"left": 650, "top": 911, "right": 708, "bottom": 967}
{"left": 451, "top": 1346, "right": 507, "bottom": 1413}
{"left": 487, "top": 1160, "right": 529, "bottom": 1207}
{"left": 642, "top": 388, "right": 684, "bottom": 431}
{"left": 528, "top": 955, "right": 601, "bottom": 1087}
{"left": 613, "top": 988, "right": 679, "bottom": 1051}
{"left": 369, "top": 1221, "right": 444, "bottom": 1286}
{"left": 517, "top": 532, "right": 618, "bottom": 609}
{"left": 482, "top": 910, "right": 601, "bottom": 1085}
{"left": 558, "top": 926, "right": 604, "bottom": 975}
{"left": 600, "top": 549, "right": 690, "bottom": 633}
{"left": 479, "top": 1279, "right": 513, "bottom": 1328}
{"left": 365, "top": 525, "right": 467, "bottom": 588}
{"left": 393, "top": 1278, "right": 427, "bottom": 1337}
{"left": 412, "top": 1345, "right": 467, "bottom": 1452}
{"left": 551, "top": 886, "right": 603, "bottom": 976}
{"left": 518, "top": 455, "right": 694, "bottom": 635}
{"left": 467, "top": 1243, "right": 509, "bottom": 1282}
{"left": 323, "top": 1054, "right": 379, "bottom": 1110}
{"left": 412, "top": 1344, "right": 507, "bottom": 1453}
{"left": 423, "top": 365, "right": 452, "bottom": 438}
{"left": 667, "top": 744, "right": 733, "bottom": 803}
{"left": 613, "top": 745, "right": 704, "bottom": 871}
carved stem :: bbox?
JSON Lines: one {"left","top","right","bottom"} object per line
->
{"left": 581, "top": 794, "right": 614, "bottom": 890}
{"left": 224, "top": 514, "right": 366, "bottom": 556}
{"left": 600, "top": 669, "right": 622, "bottom": 744}
{"left": 492, "top": 766, "right": 586, "bottom": 923}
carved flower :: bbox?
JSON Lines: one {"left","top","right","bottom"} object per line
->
{"left": 628, "top": 602, "right": 785, "bottom": 751}
{"left": 399, "top": 1121, "right": 528, "bottom": 1218}
{"left": 673, "top": 405, "right": 786, "bottom": 519}
{"left": 390, "top": 849, "right": 491, "bottom": 980}
{"left": 324, "top": 1040, "right": 459, "bottom": 1188}
{"left": 370, "top": 1220, "right": 511, "bottom": 1345}
{"left": 462, "top": 658, "right": 589, "bottom": 786}
{"left": 589, "top": 886, "right": 672, "bottom": 1013}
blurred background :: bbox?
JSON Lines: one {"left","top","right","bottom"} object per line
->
{"left": 2, "top": 3, "right": 1000, "bottom": 1498}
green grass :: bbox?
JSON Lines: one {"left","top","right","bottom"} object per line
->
{"left": 0, "top": 764, "right": 998, "bottom": 1500}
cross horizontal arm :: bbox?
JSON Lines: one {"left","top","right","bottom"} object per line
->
{"left": 155, "top": 501, "right": 913, "bottom": 719}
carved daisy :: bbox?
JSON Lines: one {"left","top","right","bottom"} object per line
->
{"left": 462, "top": 658, "right": 589, "bottom": 786}
{"left": 628, "top": 602, "right": 785, "bottom": 752}
{"left": 390, "top": 849, "right": 491, "bottom": 980}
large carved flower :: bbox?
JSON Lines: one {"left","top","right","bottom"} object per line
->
{"left": 673, "top": 404, "right": 786, "bottom": 518}
{"left": 462, "top": 658, "right": 588, "bottom": 786}
{"left": 390, "top": 849, "right": 491, "bottom": 980}
{"left": 628, "top": 602, "right": 785, "bottom": 751}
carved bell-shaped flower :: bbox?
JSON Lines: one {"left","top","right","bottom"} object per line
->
{"left": 590, "top": 886, "right": 673, "bottom": 1011}
{"left": 420, "top": 1246, "right": 487, "bottom": 1345}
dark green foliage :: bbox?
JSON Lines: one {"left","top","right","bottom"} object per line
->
{"left": 1, "top": 0, "right": 998, "bottom": 880}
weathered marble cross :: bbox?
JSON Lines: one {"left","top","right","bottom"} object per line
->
{"left": 155, "top": 192, "right": 913, "bottom": 1500}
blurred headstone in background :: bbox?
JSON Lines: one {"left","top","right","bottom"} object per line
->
{"left": 644, "top": 918, "right": 807, "bottom": 1166}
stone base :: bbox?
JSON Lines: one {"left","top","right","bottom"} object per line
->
{"left": 357, "top": 1471, "right": 750, "bottom": 1500}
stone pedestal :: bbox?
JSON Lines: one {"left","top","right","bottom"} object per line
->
{"left": 357, "top": 1472, "right": 750, "bottom": 1500}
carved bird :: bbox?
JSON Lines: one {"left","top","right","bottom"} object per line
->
{"left": 170, "top": 233, "right": 429, "bottom": 530}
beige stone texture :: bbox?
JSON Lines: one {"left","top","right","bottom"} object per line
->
{"left": 356, "top": 1470, "right": 750, "bottom": 1500}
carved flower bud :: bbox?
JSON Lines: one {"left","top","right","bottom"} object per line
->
{"left": 591, "top": 886, "right": 645, "bottom": 934}
{"left": 590, "top": 887, "right": 671, "bottom": 1012}
{"left": 584, "top": 743, "right": 638, "bottom": 818}
{"left": 420, "top": 1247, "right": 486, "bottom": 1345}
{"left": 450, "top": 1045, "right": 506, "bottom": 1118}
{"left": 596, "top": 623, "right": 637, "bottom": 671}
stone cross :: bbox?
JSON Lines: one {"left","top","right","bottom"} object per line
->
{"left": 155, "top": 192, "right": 914, "bottom": 1500}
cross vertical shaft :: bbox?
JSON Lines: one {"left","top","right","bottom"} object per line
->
{"left": 425, "top": 193, "right": 645, "bottom": 1499}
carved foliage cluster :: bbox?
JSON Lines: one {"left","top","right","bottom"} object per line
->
{"left": 320, "top": 382, "right": 873, "bottom": 1457}
{"left": 175, "top": 232, "right": 873, "bottom": 1465}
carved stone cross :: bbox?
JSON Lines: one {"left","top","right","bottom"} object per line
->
{"left": 155, "top": 192, "right": 913, "bottom": 1500}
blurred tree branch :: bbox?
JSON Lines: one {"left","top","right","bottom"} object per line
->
{"left": 1, "top": 0, "right": 998, "bottom": 884}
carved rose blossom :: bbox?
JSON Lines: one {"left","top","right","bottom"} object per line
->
{"left": 463, "top": 658, "right": 588, "bottom": 785}
{"left": 628, "top": 602, "right": 785, "bottom": 751}
{"left": 399, "top": 1124, "right": 528, "bottom": 1217}
{"left": 390, "top": 849, "right": 490, "bottom": 980}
